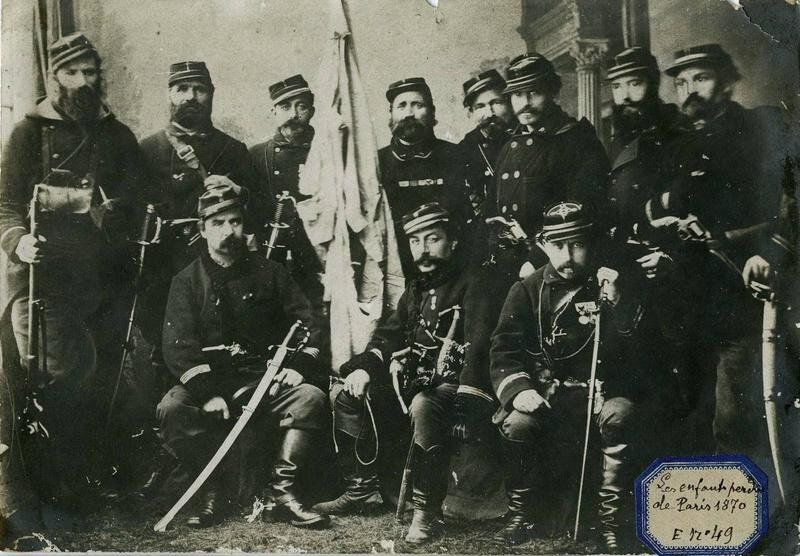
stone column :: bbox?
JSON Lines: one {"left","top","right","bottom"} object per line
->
{"left": 568, "top": 39, "right": 609, "bottom": 133}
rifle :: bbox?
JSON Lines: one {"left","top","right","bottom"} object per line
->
{"left": 264, "top": 191, "right": 297, "bottom": 260}
{"left": 105, "top": 204, "right": 156, "bottom": 428}
{"left": 153, "top": 320, "right": 309, "bottom": 532}
{"left": 21, "top": 184, "right": 48, "bottom": 439}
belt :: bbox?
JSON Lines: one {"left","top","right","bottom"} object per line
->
{"left": 398, "top": 178, "right": 444, "bottom": 188}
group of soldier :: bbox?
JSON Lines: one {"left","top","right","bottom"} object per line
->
{"left": 0, "top": 29, "right": 797, "bottom": 553}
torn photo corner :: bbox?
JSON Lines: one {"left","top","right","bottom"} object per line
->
{"left": 0, "top": 0, "right": 798, "bottom": 554}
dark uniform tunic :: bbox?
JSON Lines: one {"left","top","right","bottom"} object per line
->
{"left": 458, "top": 126, "right": 511, "bottom": 216}
{"left": 249, "top": 128, "right": 322, "bottom": 299}
{"left": 378, "top": 136, "right": 472, "bottom": 274}
{"left": 649, "top": 101, "right": 785, "bottom": 458}
{"left": 487, "top": 106, "right": 609, "bottom": 281}
{"left": 0, "top": 98, "right": 145, "bottom": 507}
{"left": 607, "top": 104, "right": 680, "bottom": 241}
{"left": 336, "top": 261, "right": 498, "bottom": 451}
{"left": 138, "top": 124, "right": 258, "bottom": 345}
{"left": 158, "top": 250, "right": 327, "bottom": 465}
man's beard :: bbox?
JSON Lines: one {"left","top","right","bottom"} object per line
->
{"left": 56, "top": 82, "right": 102, "bottom": 123}
{"left": 612, "top": 97, "right": 659, "bottom": 136}
{"left": 171, "top": 99, "right": 212, "bottom": 130}
{"left": 390, "top": 115, "right": 432, "bottom": 143}
{"left": 279, "top": 117, "right": 311, "bottom": 140}
{"left": 477, "top": 115, "right": 508, "bottom": 139}
{"left": 680, "top": 92, "right": 722, "bottom": 122}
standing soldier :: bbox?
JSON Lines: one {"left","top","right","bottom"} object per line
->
{"left": 490, "top": 202, "right": 648, "bottom": 552}
{"left": 136, "top": 60, "right": 258, "bottom": 496}
{"left": 487, "top": 53, "right": 608, "bottom": 288}
{"left": 605, "top": 46, "right": 679, "bottom": 244}
{"left": 249, "top": 74, "right": 326, "bottom": 359}
{"left": 458, "top": 69, "right": 515, "bottom": 217}
{"left": 157, "top": 183, "right": 330, "bottom": 528}
{"left": 314, "top": 203, "right": 498, "bottom": 544}
{"left": 0, "top": 32, "right": 145, "bottom": 547}
{"left": 644, "top": 44, "right": 784, "bottom": 458}
{"left": 379, "top": 78, "right": 472, "bottom": 274}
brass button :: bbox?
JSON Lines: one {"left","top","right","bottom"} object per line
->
{"left": 274, "top": 170, "right": 280, "bottom": 175}
{"left": 501, "top": 172, "right": 509, "bottom": 180}
{"left": 510, "top": 141, "right": 518, "bottom": 148}
{"left": 52, "top": 153, "right": 60, "bottom": 159}
{"left": 275, "top": 147, "right": 281, "bottom": 152}
{"left": 526, "top": 138, "right": 533, "bottom": 146}
{"left": 513, "top": 170, "right": 520, "bottom": 178}
{"left": 512, "top": 203, "right": 518, "bottom": 211}
{"left": 501, "top": 206, "right": 507, "bottom": 214}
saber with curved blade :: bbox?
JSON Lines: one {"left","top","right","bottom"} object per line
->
{"left": 153, "top": 321, "right": 307, "bottom": 532}
{"left": 761, "top": 294, "right": 787, "bottom": 505}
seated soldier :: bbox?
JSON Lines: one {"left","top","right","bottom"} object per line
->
{"left": 314, "top": 203, "right": 498, "bottom": 544}
{"left": 490, "top": 202, "right": 646, "bottom": 552}
{"left": 157, "top": 182, "right": 330, "bottom": 528}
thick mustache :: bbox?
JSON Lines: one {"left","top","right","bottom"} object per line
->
{"left": 515, "top": 106, "right": 539, "bottom": 117}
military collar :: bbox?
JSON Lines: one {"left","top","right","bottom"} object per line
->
{"left": 519, "top": 106, "right": 577, "bottom": 137}
{"left": 390, "top": 133, "right": 435, "bottom": 161}
{"left": 166, "top": 121, "right": 213, "bottom": 139}
{"left": 468, "top": 125, "right": 511, "bottom": 149}
{"left": 29, "top": 96, "right": 113, "bottom": 123}
{"left": 272, "top": 126, "right": 315, "bottom": 149}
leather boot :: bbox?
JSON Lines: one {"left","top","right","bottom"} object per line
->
{"left": 135, "top": 448, "right": 177, "bottom": 499}
{"left": 494, "top": 438, "right": 536, "bottom": 546}
{"left": 270, "top": 428, "right": 331, "bottom": 528}
{"left": 405, "top": 444, "right": 448, "bottom": 544}
{"left": 187, "top": 477, "right": 225, "bottom": 528}
{"left": 598, "top": 442, "right": 633, "bottom": 553}
{"left": 313, "top": 431, "right": 383, "bottom": 515}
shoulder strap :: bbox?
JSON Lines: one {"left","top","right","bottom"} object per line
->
{"left": 164, "top": 131, "right": 208, "bottom": 180}
{"left": 40, "top": 125, "right": 52, "bottom": 179}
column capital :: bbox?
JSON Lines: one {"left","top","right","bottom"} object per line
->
{"left": 569, "top": 39, "right": 610, "bottom": 71}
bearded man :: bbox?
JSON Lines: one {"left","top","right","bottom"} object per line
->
{"left": 0, "top": 32, "right": 146, "bottom": 548}
{"left": 249, "top": 75, "right": 326, "bottom": 364}
{"left": 643, "top": 44, "right": 785, "bottom": 460}
{"left": 135, "top": 61, "right": 259, "bottom": 499}
{"left": 378, "top": 78, "right": 472, "bottom": 275}
{"left": 314, "top": 203, "right": 498, "bottom": 544}
{"left": 458, "top": 69, "right": 515, "bottom": 217}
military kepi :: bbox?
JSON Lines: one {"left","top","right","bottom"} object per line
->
{"left": 504, "top": 53, "right": 557, "bottom": 95}
{"left": 665, "top": 43, "right": 735, "bottom": 76}
{"left": 462, "top": 69, "right": 506, "bottom": 107}
{"left": 269, "top": 74, "right": 313, "bottom": 105}
{"left": 49, "top": 32, "right": 98, "bottom": 72}
{"left": 197, "top": 179, "right": 245, "bottom": 220}
{"left": 606, "top": 46, "right": 659, "bottom": 81}
{"left": 169, "top": 61, "right": 213, "bottom": 87}
{"left": 402, "top": 202, "right": 450, "bottom": 235}
{"left": 386, "top": 77, "right": 431, "bottom": 104}
{"left": 538, "top": 202, "right": 593, "bottom": 242}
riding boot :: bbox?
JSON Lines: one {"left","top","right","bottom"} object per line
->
{"left": 313, "top": 431, "right": 383, "bottom": 515}
{"left": 186, "top": 474, "right": 225, "bottom": 528}
{"left": 270, "top": 428, "right": 331, "bottom": 528}
{"left": 494, "top": 438, "right": 537, "bottom": 546}
{"left": 598, "top": 442, "right": 633, "bottom": 553}
{"left": 405, "top": 444, "right": 448, "bottom": 544}
{"left": 134, "top": 447, "right": 177, "bottom": 499}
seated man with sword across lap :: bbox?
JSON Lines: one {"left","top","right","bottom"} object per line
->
{"left": 155, "top": 182, "right": 330, "bottom": 529}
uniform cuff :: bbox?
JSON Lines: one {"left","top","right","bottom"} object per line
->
{"left": 495, "top": 372, "right": 534, "bottom": 409}
{"left": 1, "top": 227, "right": 27, "bottom": 263}
{"left": 180, "top": 364, "right": 215, "bottom": 403}
{"left": 339, "top": 351, "right": 384, "bottom": 379}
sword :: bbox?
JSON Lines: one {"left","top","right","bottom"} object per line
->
{"left": 153, "top": 321, "right": 308, "bottom": 532}
{"left": 264, "top": 191, "right": 296, "bottom": 260}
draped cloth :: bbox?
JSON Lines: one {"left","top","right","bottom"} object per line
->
{"left": 296, "top": 0, "right": 404, "bottom": 371}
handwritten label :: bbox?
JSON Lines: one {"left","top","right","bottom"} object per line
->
{"left": 635, "top": 456, "right": 768, "bottom": 555}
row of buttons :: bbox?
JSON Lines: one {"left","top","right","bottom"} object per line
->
{"left": 501, "top": 171, "right": 521, "bottom": 180}
{"left": 509, "top": 138, "right": 535, "bottom": 149}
